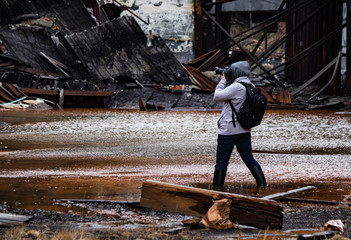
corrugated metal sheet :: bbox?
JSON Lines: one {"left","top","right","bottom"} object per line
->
{"left": 285, "top": 0, "right": 343, "bottom": 95}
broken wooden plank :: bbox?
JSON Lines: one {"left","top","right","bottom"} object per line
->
{"left": 22, "top": 88, "right": 113, "bottom": 97}
{"left": 2, "top": 83, "right": 26, "bottom": 99}
{"left": 278, "top": 197, "right": 351, "bottom": 206}
{"left": 55, "top": 199, "right": 140, "bottom": 205}
{"left": 40, "top": 51, "right": 70, "bottom": 77}
{"left": 0, "top": 213, "right": 32, "bottom": 227}
{"left": 21, "top": 88, "right": 113, "bottom": 107}
{"left": 262, "top": 186, "right": 316, "bottom": 201}
{"left": 297, "top": 231, "right": 335, "bottom": 240}
{"left": 140, "top": 180, "right": 283, "bottom": 229}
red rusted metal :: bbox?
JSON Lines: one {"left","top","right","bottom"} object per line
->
{"left": 2, "top": 83, "right": 25, "bottom": 99}
{"left": 182, "top": 64, "right": 217, "bottom": 91}
{"left": 21, "top": 88, "right": 113, "bottom": 108}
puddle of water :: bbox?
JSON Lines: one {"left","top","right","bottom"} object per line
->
{"left": 0, "top": 109, "right": 350, "bottom": 211}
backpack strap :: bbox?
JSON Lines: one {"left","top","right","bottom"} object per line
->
{"left": 228, "top": 100, "right": 237, "bottom": 128}
{"left": 227, "top": 81, "right": 251, "bottom": 128}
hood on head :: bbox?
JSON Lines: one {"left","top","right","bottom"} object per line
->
{"left": 230, "top": 61, "right": 251, "bottom": 80}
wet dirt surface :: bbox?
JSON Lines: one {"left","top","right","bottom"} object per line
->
{"left": 0, "top": 108, "right": 351, "bottom": 238}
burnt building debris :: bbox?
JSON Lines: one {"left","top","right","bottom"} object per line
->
{"left": 193, "top": 0, "right": 351, "bottom": 110}
{"left": 0, "top": 1, "right": 97, "bottom": 34}
{"left": 0, "top": 0, "right": 351, "bottom": 110}
{"left": 0, "top": 0, "right": 216, "bottom": 109}
{"left": 0, "top": 82, "right": 56, "bottom": 109}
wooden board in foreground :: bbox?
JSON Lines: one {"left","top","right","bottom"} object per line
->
{"left": 140, "top": 180, "right": 283, "bottom": 229}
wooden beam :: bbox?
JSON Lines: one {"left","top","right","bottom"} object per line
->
{"left": 262, "top": 186, "right": 316, "bottom": 201}
{"left": 140, "top": 180, "right": 283, "bottom": 229}
{"left": 278, "top": 197, "right": 351, "bottom": 206}
{"left": 56, "top": 199, "right": 140, "bottom": 205}
{"left": 0, "top": 213, "right": 32, "bottom": 227}
{"left": 22, "top": 88, "right": 59, "bottom": 95}
{"left": 64, "top": 90, "right": 113, "bottom": 97}
{"left": 21, "top": 88, "right": 113, "bottom": 97}
{"left": 297, "top": 231, "right": 335, "bottom": 240}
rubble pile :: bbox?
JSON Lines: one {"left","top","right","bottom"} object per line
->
{"left": 0, "top": 0, "right": 350, "bottom": 110}
{"left": 0, "top": 0, "right": 218, "bottom": 109}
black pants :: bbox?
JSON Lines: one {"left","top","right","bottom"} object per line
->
{"left": 215, "top": 133, "right": 258, "bottom": 170}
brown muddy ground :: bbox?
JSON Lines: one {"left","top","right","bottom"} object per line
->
{"left": 0, "top": 109, "right": 351, "bottom": 239}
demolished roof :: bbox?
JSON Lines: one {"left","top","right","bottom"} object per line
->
{"left": 63, "top": 16, "right": 191, "bottom": 85}
{"left": 0, "top": 0, "right": 97, "bottom": 34}
{"left": 0, "top": 1, "right": 192, "bottom": 87}
{"left": 0, "top": 0, "right": 203, "bottom": 109}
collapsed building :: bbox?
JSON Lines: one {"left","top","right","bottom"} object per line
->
{"left": 0, "top": 0, "right": 210, "bottom": 109}
{"left": 0, "top": 0, "right": 350, "bottom": 110}
{"left": 192, "top": 0, "right": 351, "bottom": 109}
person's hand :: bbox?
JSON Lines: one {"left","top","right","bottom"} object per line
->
{"left": 220, "top": 71, "right": 226, "bottom": 80}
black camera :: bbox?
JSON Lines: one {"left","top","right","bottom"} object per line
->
{"left": 214, "top": 66, "right": 231, "bottom": 77}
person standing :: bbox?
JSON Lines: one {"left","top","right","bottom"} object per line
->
{"left": 212, "top": 61, "right": 266, "bottom": 187}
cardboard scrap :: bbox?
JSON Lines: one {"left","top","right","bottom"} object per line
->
{"left": 199, "top": 198, "right": 233, "bottom": 230}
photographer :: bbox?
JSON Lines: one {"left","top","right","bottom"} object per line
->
{"left": 212, "top": 61, "right": 266, "bottom": 187}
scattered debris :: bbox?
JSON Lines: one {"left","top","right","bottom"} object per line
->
{"left": 140, "top": 180, "right": 283, "bottom": 229}
{"left": 344, "top": 195, "right": 351, "bottom": 202}
{"left": 162, "top": 227, "right": 187, "bottom": 235}
{"left": 1, "top": 194, "right": 351, "bottom": 238}
{"left": 182, "top": 217, "right": 203, "bottom": 229}
{"left": 0, "top": 213, "right": 32, "bottom": 227}
{"left": 138, "top": 96, "right": 165, "bottom": 111}
{"left": 21, "top": 88, "right": 113, "bottom": 108}
{"left": 25, "top": 230, "right": 40, "bottom": 239}
{"left": 0, "top": 0, "right": 350, "bottom": 110}
{"left": 279, "top": 197, "right": 351, "bottom": 207}
{"left": 0, "top": 0, "right": 198, "bottom": 109}
{"left": 323, "top": 219, "right": 345, "bottom": 232}
{"left": 262, "top": 186, "right": 316, "bottom": 201}
{"left": 297, "top": 231, "right": 335, "bottom": 240}
{"left": 199, "top": 198, "right": 233, "bottom": 230}
{"left": 0, "top": 82, "right": 56, "bottom": 109}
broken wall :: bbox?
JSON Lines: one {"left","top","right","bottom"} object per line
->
{"left": 120, "top": 0, "right": 194, "bottom": 63}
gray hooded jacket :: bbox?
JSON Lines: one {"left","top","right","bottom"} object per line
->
{"left": 213, "top": 61, "right": 252, "bottom": 135}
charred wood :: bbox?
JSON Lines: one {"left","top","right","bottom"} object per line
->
{"left": 140, "top": 180, "right": 283, "bottom": 230}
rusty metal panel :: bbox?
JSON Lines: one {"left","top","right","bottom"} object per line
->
{"left": 285, "top": 0, "right": 343, "bottom": 93}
